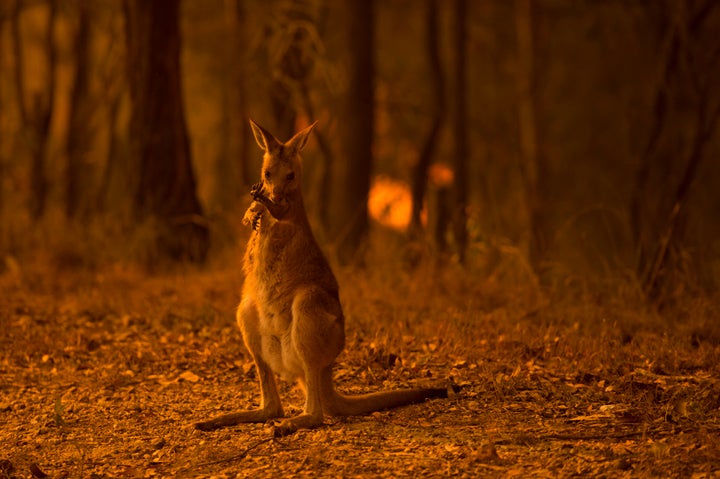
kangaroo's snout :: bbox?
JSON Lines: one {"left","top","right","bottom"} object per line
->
{"left": 269, "top": 186, "right": 284, "bottom": 203}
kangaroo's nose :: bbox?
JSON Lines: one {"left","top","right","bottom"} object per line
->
{"left": 270, "top": 186, "right": 283, "bottom": 202}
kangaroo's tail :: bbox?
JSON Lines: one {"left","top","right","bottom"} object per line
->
{"left": 323, "top": 382, "right": 451, "bottom": 417}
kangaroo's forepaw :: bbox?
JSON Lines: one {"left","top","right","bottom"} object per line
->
{"left": 250, "top": 182, "right": 265, "bottom": 199}
{"left": 251, "top": 212, "right": 263, "bottom": 230}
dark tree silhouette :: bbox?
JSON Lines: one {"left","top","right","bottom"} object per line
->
{"left": 514, "top": 0, "right": 549, "bottom": 277}
{"left": 12, "top": 0, "right": 57, "bottom": 220}
{"left": 410, "top": 0, "right": 445, "bottom": 237}
{"left": 267, "top": 0, "right": 313, "bottom": 141}
{"left": 124, "top": 0, "right": 209, "bottom": 262}
{"left": 0, "top": 5, "right": 5, "bottom": 223}
{"left": 333, "top": 0, "right": 375, "bottom": 264}
{"left": 452, "top": 0, "right": 469, "bottom": 263}
{"left": 215, "top": 0, "right": 249, "bottom": 211}
{"left": 631, "top": 0, "right": 720, "bottom": 300}
{"left": 65, "top": 0, "right": 91, "bottom": 219}
{"left": 94, "top": 7, "right": 126, "bottom": 215}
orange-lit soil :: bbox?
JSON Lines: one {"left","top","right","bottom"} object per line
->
{"left": 1, "top": 261, "right": 719, "bottom": 478}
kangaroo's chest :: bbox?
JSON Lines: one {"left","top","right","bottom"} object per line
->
{"left": 248, "top": 223, "right": 294, "bottom": 273}
{"left": 245, "top": 225, "right": 299, "bottom": 310}
{"left": 244, "top": 227, "right": 303, "bottom": 376}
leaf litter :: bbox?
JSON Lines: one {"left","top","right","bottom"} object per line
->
{"left": 1, "top": 265, "right": 719, "bottom": 478}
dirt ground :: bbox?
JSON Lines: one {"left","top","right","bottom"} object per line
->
{"left": 2, "top": 260, "right": 720, "bottom": 478}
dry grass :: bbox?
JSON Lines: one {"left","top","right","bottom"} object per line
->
{"left": 1, "top": 226, "right": 719, "bottom": 478}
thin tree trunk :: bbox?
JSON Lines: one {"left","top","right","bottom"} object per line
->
{"left": 98, "top": 91, "right": 123, "bottom": 213}
{"left": 410, "top": 0, "right": 445, "bottom": 237}
{"left": 514, "top": 0, "right": 547, "bottom": 276}
{"left": 452, "top": 0, "right": 468, "bottom": 263}
{"left": 644, "top": 103, "right": 720, "bottom": 300}
{"left": 11, "top": 0, "right": 27, "bottom": 126}
{"left": 12, "top": 0, "right": 56, "bottom": 220}
{"left": 630, "top": 11, "right": 678, "bottom": 284}
{"left": 0, "top": 12, "right": 5, "bottom": 228}
{"left": 215, "top": 0, "right": 248, "bottom": 211}
{"left": 632, "top": 0, "right": 720, "bottom": 300}
{"left": 293, "top": 5, "right": 334, "bottom": 233}
{"left": 268, "top": 0, "right": 314, "bottom": 141}
{"left": 95, "top": 12, "right": 126, "bottom": 215}
{"left": 66, "top": 0, "right": 91, "bottom": 219}
{"left": 434, "top": 185, "right": 451, "bottom": 253}
{"left": 642, "top": 2, "right": 720, "bottom": 300}
{"left": 297, "top": 79, "right": 334, "bottom": 230}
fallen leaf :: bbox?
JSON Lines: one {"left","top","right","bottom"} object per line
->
{"left": 178, "top": 371, "right": 200, "bottom": 382}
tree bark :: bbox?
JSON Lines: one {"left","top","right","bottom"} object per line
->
{"left": 630, "top": 6, "right": 678, "bottom": 286}
{"left": 266, "top": 0, "right": 315, "bottom": 140}
{"left": 215, "top": 0, "right": 249, "bottom": 211}
{"left": 410, "top": 0, "right": 445, "bottom": 237}
{"left": 333, "top": 0, "right": 375, "bottom": 264}
{"left": 0, "top": 7, "right": 5, "bottom": 226}
{"left": 514, "top": 0, "right": 548, "bottom": 276}
{"left": 639, "top": 0, "right": 720, "bottom": 300}
{"left": 66, "top": 0, "right": 91, "bottom": 219}
{"left": 627, "top": 1, "right": 720, "bottom": 300}
{"left": 124, "top": 0, "right": 209, "bottom": 263}
{"left": 452, "top": 0, "right": 469, "bottom": 263}
{"left": 12, "top": 0, "right": 56, "bottom": 221}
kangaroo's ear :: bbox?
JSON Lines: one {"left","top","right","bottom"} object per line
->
{"left": 249, "top": 119, "right": 280, "bottom": 153}
{"left": 285, "top": 121, "right": 317, "bottom": 154}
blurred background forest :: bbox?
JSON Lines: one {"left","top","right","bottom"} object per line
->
{"left": 1, "top": 0, "right": 719, "bottom": 306}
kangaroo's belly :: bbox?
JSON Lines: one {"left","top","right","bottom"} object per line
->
{"left": 254, "top": 295, "right": 304, "bottom": 380}
{"left": 259, "top": 330, "right": 303, "bottom": 381}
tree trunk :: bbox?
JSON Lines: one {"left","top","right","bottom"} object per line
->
{"left": 410, "top": 0, "right": 445, "bottom": 237}
{"left": 514, "top": 0, "right": 548, "bottom": 276}
{"left": 452, "top": 0, "right": 469, "bottom": 263}
{"left": 333, "top": 0, "right": 375, "bottom": 264}
{"left": 630, "top": 1, "right": 720, "bottom": 301}
{"left": 267, "top": 0, "right": 315, "bottom": 141}
{"left": 215, "top": 0, "right": 249, "bottom": 211}
{"left": 0, "top": 10, "right": 5, "bottom": 227}
{"left": 66, "top": 0, "right": 91, "bottom": 219}
{"left": 433, "top": 185, "right": 451, "bottom": 253}
{"left": 98, "top": 95, "right": 123, "bottom": 213}
{"left": 12, "top": 0, "right": 56, "bottom": 221}
{"left": 630, "top": 6, "right": 677, "bottom": 288}
{"left": 94, "top": 10, "right": 127, "bottom": 215}
{"left": 124, "top": 0, "right": 209, "bottom": 263}
{"left": 292, "top": 6, "right": 334, "bottom": 233}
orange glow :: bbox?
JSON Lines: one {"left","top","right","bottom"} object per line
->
{"left": 367, "top": 176, "right": 414, "bottom": 231}
{"left": 428, "top": 163, "right": 454, "bottom": 187}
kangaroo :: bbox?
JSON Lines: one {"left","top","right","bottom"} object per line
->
{"left": 195, "top": 120, "right": 449, "bottom": 436}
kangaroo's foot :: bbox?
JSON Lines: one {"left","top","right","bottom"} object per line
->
{"left": 271, "top": 413, "right": 324, "bottom": 437}
{"left": 195, "top": 407, "right": 283, "bottom": 432}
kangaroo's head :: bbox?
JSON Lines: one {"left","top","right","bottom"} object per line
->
{"left": 250, "top": 119, "right": 316, "bottom": 204}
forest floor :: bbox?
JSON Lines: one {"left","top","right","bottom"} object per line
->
{"left": 2, "top": 252, "right": 720, "bottom": 479}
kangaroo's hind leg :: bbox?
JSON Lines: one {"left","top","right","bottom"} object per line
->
{"left": 195, "top": 297, "right": 284, "bottom": 431}
{"left": 271, "top": 287, "right": 344, "bottom": 436}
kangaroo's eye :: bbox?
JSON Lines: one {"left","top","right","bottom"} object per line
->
{"left": 264, "top": 170, "right": 271, "bottom": 179}
{"left": 286, "top": 172, "right": 295, "bottom": 181}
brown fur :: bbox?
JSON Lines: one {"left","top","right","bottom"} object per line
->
{"left": 195, "top": 120, "right": 448, "bottom": 436}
